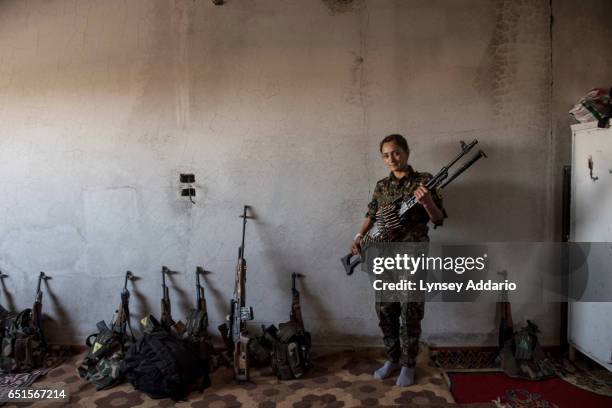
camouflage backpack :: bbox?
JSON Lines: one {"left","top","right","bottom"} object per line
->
{"left": 77, "top": 320, "right": 133, "bottom": 390}
{"left": 0, "top": 308, "right": 46, "bottom": 373}
{"left": 500, "top": 320, "right": 556, "bottom": 380}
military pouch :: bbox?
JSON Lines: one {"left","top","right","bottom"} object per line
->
{"left": 185, "top": 309, "right": 208, "bottom": 339}
{"left": 0, "top": 309, "right": 45, "bottom": 373}
{"left": 269, "top": 322, "right": 312, "bottom": 381}
{"left": 286, "top": 342, "right": 304, "bottom": 379}
{"left": 272, "top": 342, "right": 294, "bottom": 380}
{"left": 86, "top": 327, "right": 121, "bottom": 363}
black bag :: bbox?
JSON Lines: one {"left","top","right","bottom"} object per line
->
{"left": 121, "top": 330, "right": 209, "bottom": 400}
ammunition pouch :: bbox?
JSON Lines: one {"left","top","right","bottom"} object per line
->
{"left": 185, "top": 309, "right": 208, "bottom": 339}
{"left": 251, "top": 322, "right": 311, "bottom": 380}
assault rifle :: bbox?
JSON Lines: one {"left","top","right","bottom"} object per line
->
{"left": 219, "top": 205, "right": 254, "bottom": 382}
{"left": 185, "top": 267, "right": 209, "bottom": 339}
{"left": 32, "top": 272, "right": 50, "bottom": 347}
{"left": 160, "top": 266, "right": 186, "bottom": 336}
{"left": 290, "top": 273, "right": 305, "bottom": 330}
{"left": 497, "top": 270, "right": 514, "bottom": 350}
{"left": 110, "top": 271, "right": 135, "bottom": 340}
{"left": 341, "top": 139, "right": 486, "bottom": 275}
{"left": 0, "top": 272, "right": 14, "bottom": 332}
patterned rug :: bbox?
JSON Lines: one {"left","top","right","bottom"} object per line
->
{"left": 431, "top": 350, "right": 500, "bottom": 371}
{"left": 558, "top": 361, "right": 612, "bottom": 397}
{"left": 0, "top": 345, "right": 70, "bottom": 406}
{"left": 447, "top": 371, "right": 612, "bottom": 408}
{"left": 9, "top": 347, "right": 497, "bottom": 407}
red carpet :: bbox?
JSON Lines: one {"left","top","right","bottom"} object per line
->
{"left": 448, "top": 372, "right": 612, "bottom": 408}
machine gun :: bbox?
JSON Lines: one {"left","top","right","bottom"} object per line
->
{"left": 219, "top": 205, "right": 254, "bottom": 381}
{"left": 341, "top": 140, "right": 486, "bottom": 275}
{"left": 110, "top": 271, "right": 135, "bottom": 340}
{"left": 32, "top": 272, "right": 50, "bottom": 347}
{"left": 160, "top": 266, "right": 186, "bottom": 335}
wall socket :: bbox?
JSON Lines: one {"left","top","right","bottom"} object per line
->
{"left": 180, "top": 173, "right": 195, "bottom": 183}
{"left": 181, "top": 188, "right": 196, "bottom": 197}
{"left": 179, "top": 173, "right": 196, "bottom": 201}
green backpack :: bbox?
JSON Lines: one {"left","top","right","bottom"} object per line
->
{"left": 77, "top": 320, "right": 132, "bottom": 390}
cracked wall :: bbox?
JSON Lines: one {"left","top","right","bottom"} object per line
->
{"left": 0, "top": 0, "right": 603, "bottom": 347}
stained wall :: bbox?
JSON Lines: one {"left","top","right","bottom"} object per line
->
{"left": 0, "top": 0, "right": 605, "bottom": 346}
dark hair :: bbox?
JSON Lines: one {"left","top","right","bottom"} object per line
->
{"left": 379, "top": 134, "right": 409, "bottom": 154}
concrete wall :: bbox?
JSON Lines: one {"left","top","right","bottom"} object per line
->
{"left": 0, "top": 0, "right": 604, "bottom": 347}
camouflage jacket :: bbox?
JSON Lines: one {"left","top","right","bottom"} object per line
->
{"left": 366, "top": 166, "right": 446, "bottom": 242}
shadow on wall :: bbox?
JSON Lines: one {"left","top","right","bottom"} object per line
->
{"left": 129, "top": 277, "right": 153, "bottom": 333}
{"left": 0, "top": 276, "right": 16, "bottom": 312}
{"left": 43, "top": 278, "right": 77, "bottom": 345}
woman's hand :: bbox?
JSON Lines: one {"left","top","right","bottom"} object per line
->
{"left": 414, "top": 184, "right": 435, "bottom": 207}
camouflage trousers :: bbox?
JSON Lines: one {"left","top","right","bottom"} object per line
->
{"left": 375, "top": 301, "right": 424, "bottom": 368}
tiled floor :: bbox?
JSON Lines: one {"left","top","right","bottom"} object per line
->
{"left": 18, "top": 347, "right": 494, "bottom": 407}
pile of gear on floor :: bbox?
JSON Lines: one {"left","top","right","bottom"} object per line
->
{"left": 78, "top": 207, "right": 311, "bottom": 401}
{"left": 1, "top": 207, "right": 311, "bottom": 402}
{"left": 77, "top": 267, "right": 311, "bottom": 401}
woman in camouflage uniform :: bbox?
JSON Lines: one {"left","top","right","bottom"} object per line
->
{"left": 350, "top": 134, "right": 445, "bottom": 387}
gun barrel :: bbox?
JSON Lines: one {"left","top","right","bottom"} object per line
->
{"left": 124, "top": 270, "right": 133, "bottom": 290}
{"left": 439, "top": 150, "right": 486, "bottom": 189}
{"left": 195, "top": 267, "right": 202, "bottom": 306}
{"left": 239, "top": 205, "right": 249, "bottom": 261}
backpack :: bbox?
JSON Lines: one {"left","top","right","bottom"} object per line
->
{"left": 121, "top": 330, "right": 209, "bottom": 400}
{"left": 0, "top": 309, "right": 46, "bottom": 373}
{"left": 77, "top": 320, "right": 131, "bottom": 390}
{"left": 500, "top": 320, "right": 556, "bottom": 380}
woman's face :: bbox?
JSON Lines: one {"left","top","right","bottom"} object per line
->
{"left": 381, "top": 141, "right": 409, "bottom": 172}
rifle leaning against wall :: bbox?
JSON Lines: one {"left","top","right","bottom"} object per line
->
{"left": 0, "top": 272, "right": 49, "bottom": 373}
{"left": 341, "top": 139, "right": 487, "bottom": 275}
{"left": 253, "top": 273, "right": 312, "bottom": 380}
{"left": 218, "top": 205, "right": 254, "bottom": 382}
{"left": 78, "top": 271, "right": 136, "bottom": 390}
{"left": 160, "top": 266, "right": 186, "bottom": 336}
{"left": 0, "top": 271, "right": 15, "bottom": 335}
{"left": 185, "top": 267, "right": 227, "bottom": 367}
{"left": 31, "top": 272, "right": 49, "bottom": 348}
